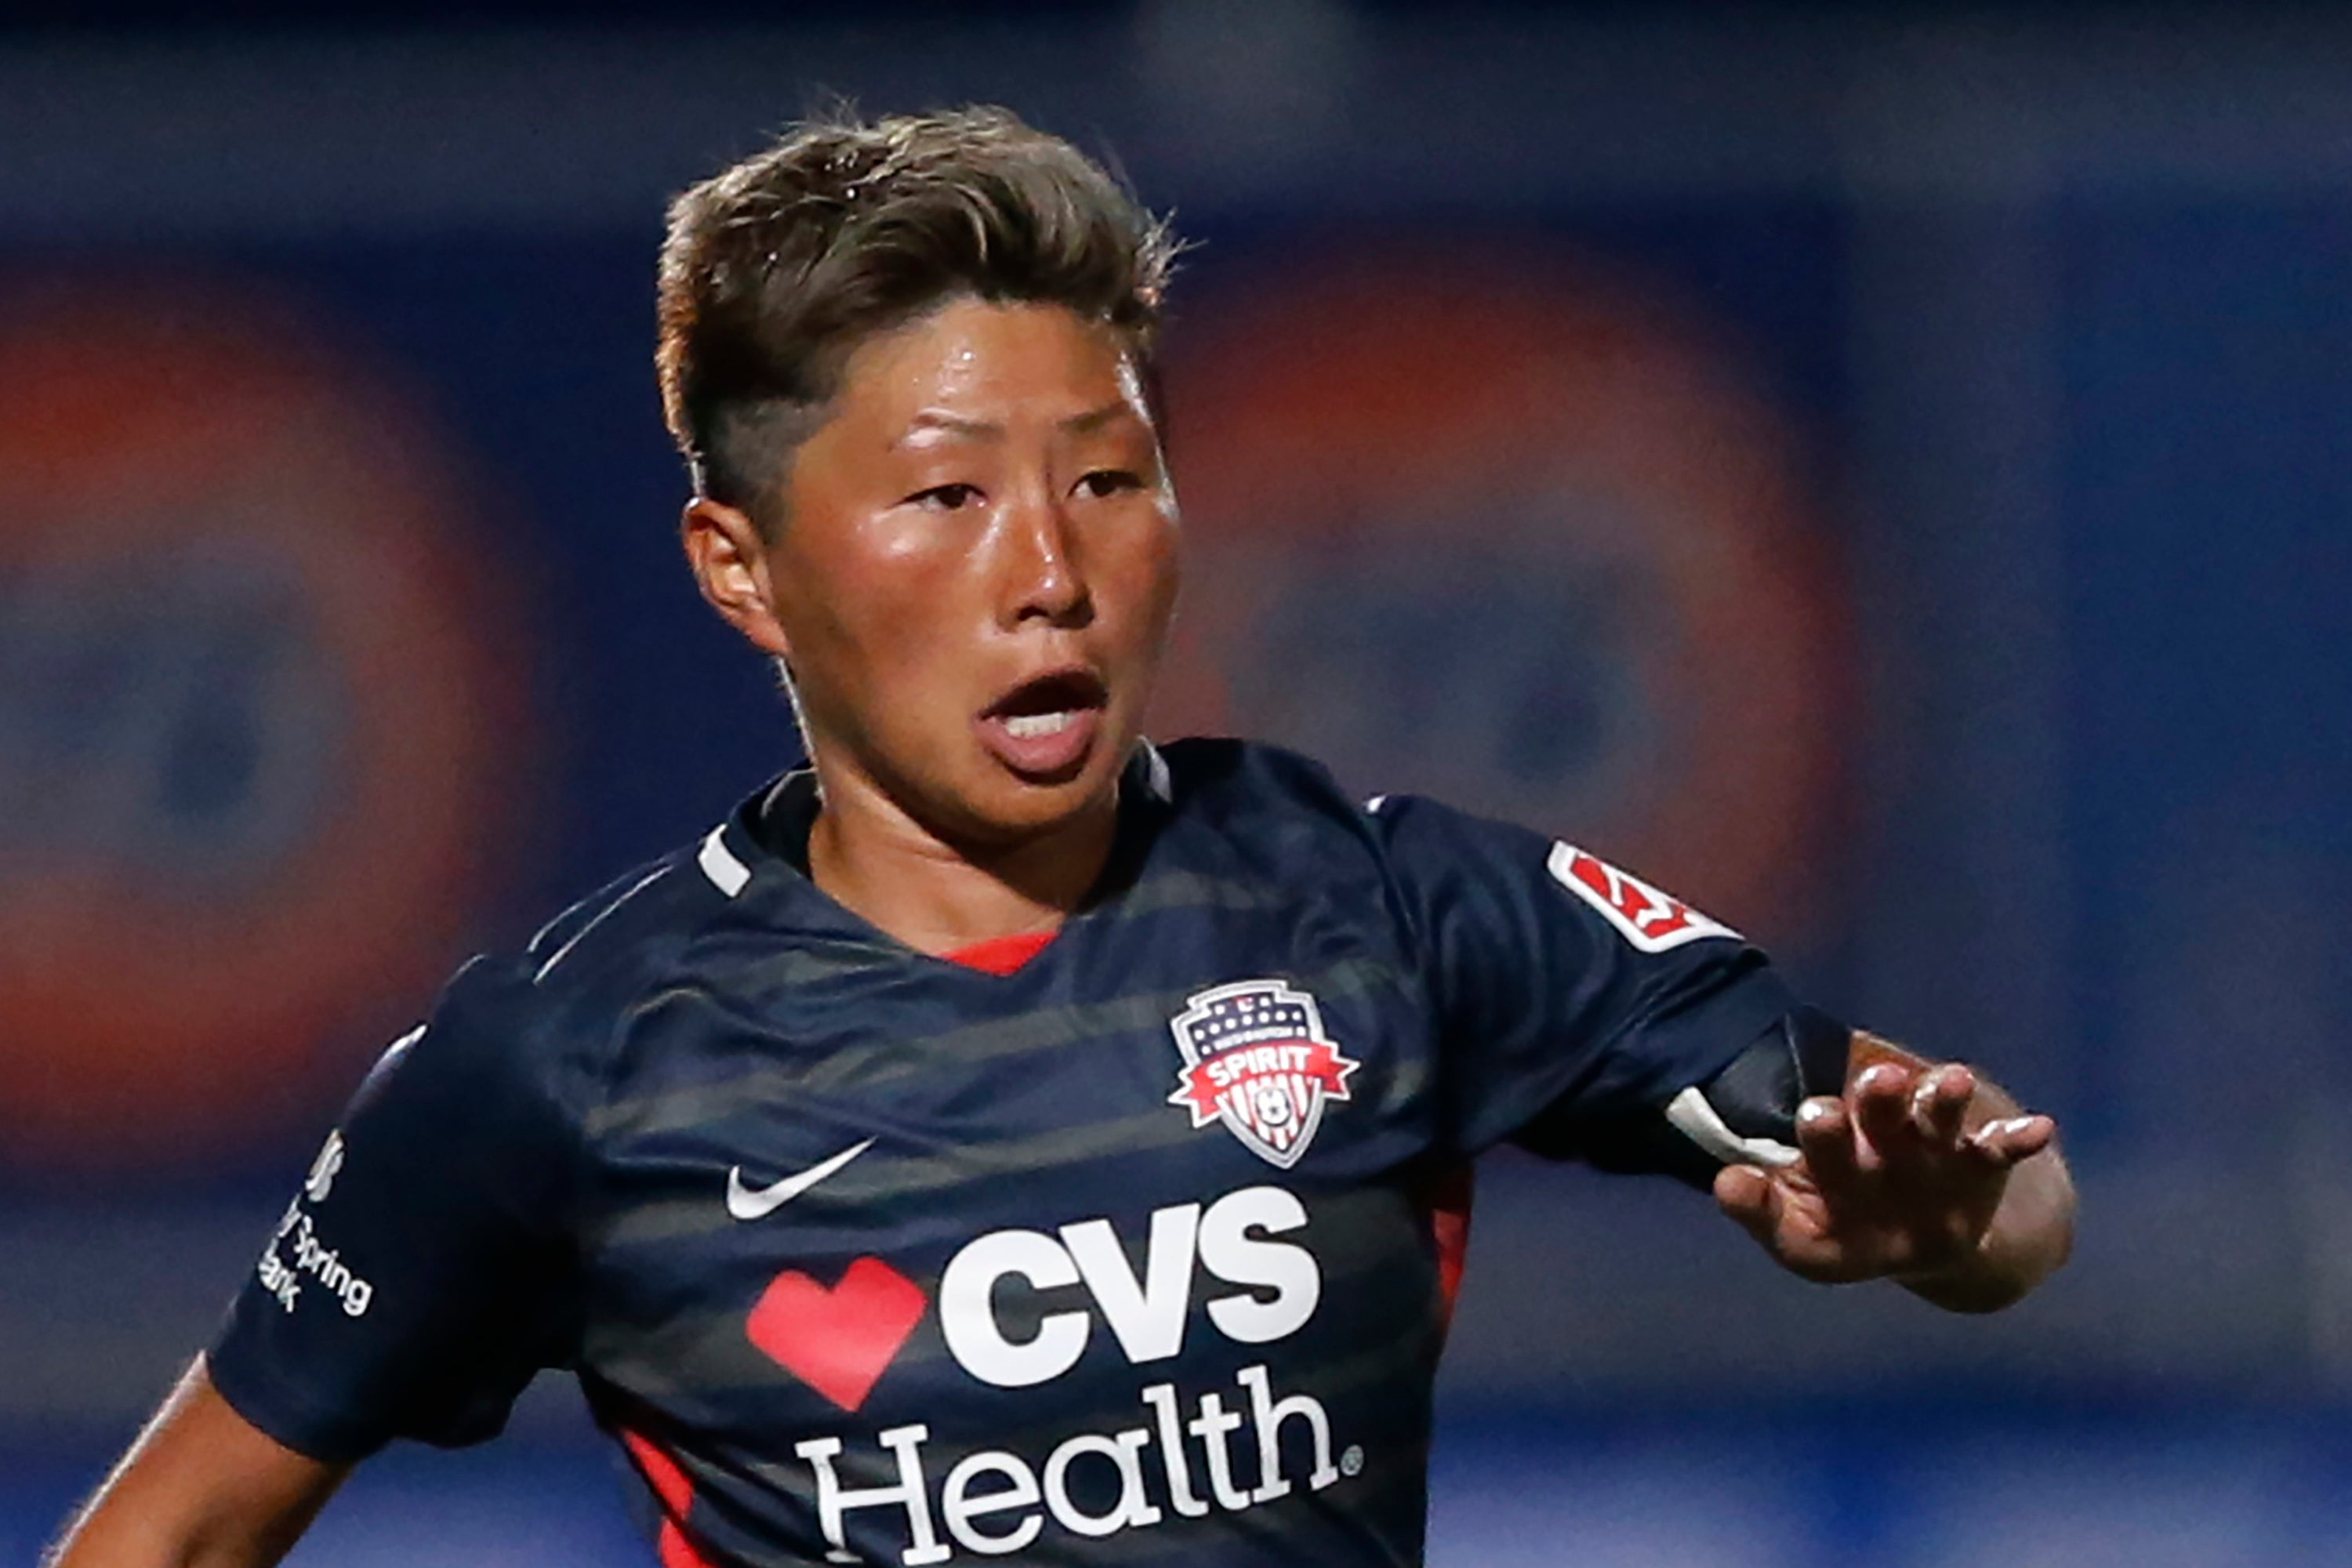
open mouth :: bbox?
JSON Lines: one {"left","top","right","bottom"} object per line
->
{"left": 975, "top": 667, "right": 1109, "bottom": 781}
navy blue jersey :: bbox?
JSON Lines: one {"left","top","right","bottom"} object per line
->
{"left": 209, "top": 739, "right": 1795, "bottom": 1568}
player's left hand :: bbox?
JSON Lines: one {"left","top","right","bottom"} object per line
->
{"left": 1711, "top": 1058, "right": 2058, "bottom": 1287}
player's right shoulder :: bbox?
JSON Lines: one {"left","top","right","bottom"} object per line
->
{"left": 521, "top": 808, "right": 768, "bottom": 989}
{"left": 521, "top": 851, "right": 699, "bottom": 986}
{"left": 405, "top": 812, "right": 764, "bottom": 1097}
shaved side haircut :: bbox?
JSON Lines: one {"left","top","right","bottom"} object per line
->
{"left": 656, "top": 105, "right": 1178, "bottom": 532}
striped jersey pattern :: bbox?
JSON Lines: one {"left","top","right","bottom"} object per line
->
{"left": 209, "top": 739, "right": 1793, "bottom": 1567}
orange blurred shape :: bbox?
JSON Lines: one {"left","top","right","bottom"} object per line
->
{"left": 0, "top": 285, "right": 528, "bottom": 1170}
{"left": 1152, "top": 249, "right": 1848, "bottom": 938}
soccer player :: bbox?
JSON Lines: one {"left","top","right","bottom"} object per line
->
{"left": 49, "top": 107, "right": 2074, "bottom": 1568}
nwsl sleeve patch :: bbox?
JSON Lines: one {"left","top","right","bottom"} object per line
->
{"left": 1545, "top": 843, "right": 1740, "bottom": 953}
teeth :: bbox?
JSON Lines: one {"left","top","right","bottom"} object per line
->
{"left": 1003, "top": 710, "right": 1076, "bottom": 739}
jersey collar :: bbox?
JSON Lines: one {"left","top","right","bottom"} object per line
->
{"left": 694, "top": 741, "right": 1176, "bottom": 946}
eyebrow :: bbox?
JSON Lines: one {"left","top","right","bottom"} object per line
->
{"left": 895, "top": 399, "right": 1134, "bottom": 446}
{"left": 1059, "top": 400, "right": 1132, "bottom": 436}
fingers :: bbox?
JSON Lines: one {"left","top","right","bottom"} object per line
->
{"left": 1712, "top": 1163, "right": 1780, "bottom": 1247}
{"left": 1965, "top": 1112, "right": 2058, "bottom": 1166}
{"left": 1855, "top": 1061, "right": 1994, "bottom": 1163}
{"left": 1735, "top": 1051, "right": 2063, "bottom": 1288}
{"left": 1716, "top": 1163, "right": 1853, "bottom": 1283}
{"left": 1911, "top": 1063, "right": 1975, "bottom": 1147}
{"left": 1849, "top": 1062, "right": 1915, "bottom": 1167}
{"left": 1794, "top": 1095, "right": 1860, "bottom": 1189}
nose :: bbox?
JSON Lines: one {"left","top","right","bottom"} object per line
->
{"left": 996, "top": 487, "right": 1092, "bottom": 630}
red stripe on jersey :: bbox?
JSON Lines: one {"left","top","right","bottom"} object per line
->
{"left": 942, "top": 928, "right": 1056, "bottom": 975}
{"left": 619, "top": 1426, "right": 715, "bottom": 1568}
{"left": 1428, "top": 1160, "right": 1475, "bottom": 1330}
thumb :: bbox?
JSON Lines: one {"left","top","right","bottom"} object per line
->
{"left": 1714, "top": 1163, "right": 1780, "bottom": 1246}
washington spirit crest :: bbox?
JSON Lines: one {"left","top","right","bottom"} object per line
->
{"left": 1167, "top": 979, "right": 1360, "bottom": 1168}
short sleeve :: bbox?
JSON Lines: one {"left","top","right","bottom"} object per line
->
{"left": 208, "top": 958, "right": 583, "bottom": 1462}
{"left": 1370, "top": 794, "right": 1797, "bottom": 1159}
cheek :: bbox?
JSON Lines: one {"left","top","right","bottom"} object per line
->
{"left": 841, "top": 587, "right": 969, "bottom": 705}
{"left": 776, "top": 533, "right": 970, "bottom": 710}
{"left": 1102, "top": 506, "right": 1183, "bottom": 631}
{"left": 1139, "top": 521, "right": 1184, "bottom": 652}
{"left": 1152, "top": 517, "right": 1182, "bottom": 611}
{"left": 794, "top": 603, "right": 975, "bottom": 768}
{"left": 861, "top": 510, "right": 953, "bottom": 568}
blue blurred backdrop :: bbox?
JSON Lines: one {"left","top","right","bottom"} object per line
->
{"left": 3, "top": 5, "right": 2349, "bottom": 1563}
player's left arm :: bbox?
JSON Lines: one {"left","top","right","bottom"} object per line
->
{"left": 1711, "top": 1029, "right": 2075, "bottom": 1313}
{"left": 1359, "top": 787, "right": 2074, "bottom": 1311}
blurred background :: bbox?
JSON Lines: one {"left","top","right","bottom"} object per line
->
{"left": 2, "top": 2, "right": 2348, "bottom": 1563}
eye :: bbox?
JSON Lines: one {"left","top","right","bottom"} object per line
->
{"left": 1075, "top": 470, "right": 1142, "bottom": 500}
{"left": 907, "top": 482, "right": 982, "bottom": 511}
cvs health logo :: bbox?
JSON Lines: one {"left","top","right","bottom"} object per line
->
{"left": 760, "top": 1186, "right": 1345, "bottom": 1566}
{"left": 746, "top": 1185, "right": 1317, "bottom": 1412}
{"left": 939, "top": 1185, "right": 1316, "bottom": 1388}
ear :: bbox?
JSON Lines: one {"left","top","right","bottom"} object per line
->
{"left": 681, "top": 498, "right": 791, "bottom": 659}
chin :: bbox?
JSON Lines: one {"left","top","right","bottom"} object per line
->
{"left": 953, "top": 754, "right": 1123, "bottom": 847}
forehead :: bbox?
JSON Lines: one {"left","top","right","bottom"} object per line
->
{"left": 830, "top": 296, "right": 1145, "bottom": 432}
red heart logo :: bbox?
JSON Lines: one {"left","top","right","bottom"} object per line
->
{"left": 746, "top": 1257, "right": 927, "bottom": 1412}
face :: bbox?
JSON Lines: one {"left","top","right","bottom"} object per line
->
{"left": 684, "top": 297, "right": 1181, "bottom": 850}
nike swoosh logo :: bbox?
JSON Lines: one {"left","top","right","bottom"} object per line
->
{"left": 727, "top": 1138, "right": 876, "bottom": 1221}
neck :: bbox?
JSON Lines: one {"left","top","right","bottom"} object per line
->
{"left": 803, "top": 759, "right": 1118, "bottom": 957}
